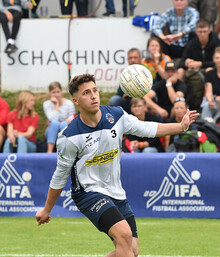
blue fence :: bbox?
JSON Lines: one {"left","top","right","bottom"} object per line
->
{"left": 0, "top": 153, "right": 219, "bottom": 218}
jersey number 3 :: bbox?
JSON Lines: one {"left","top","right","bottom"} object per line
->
{"left": 111, "top": 130, "right": 117, "bottom": 138}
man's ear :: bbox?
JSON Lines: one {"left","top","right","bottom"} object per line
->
{"left": 72, "top": 97, "right": 79, "bottom": 106}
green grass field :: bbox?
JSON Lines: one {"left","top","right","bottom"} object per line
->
{"left": 0, "top": 217, "right": 219, "bottom": 256}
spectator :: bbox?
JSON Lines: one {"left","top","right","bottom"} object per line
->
{"left": 103, "top": 0, "right": 138, "bottom": 17}
{"left": 142, "top": 37, "right": 171, "bottom": 84}
{"left": 43, "top": 81, "right": 76, "bottom": 153}
{"left": 188, "top": 0, "right": 220, "bottom": 33}
{"left": 143, "top": 61, "right": 187, "bottom": 121}
{"left": 201, "top": 47, "right": 220, "bottom": 121}
{"left": 0, "top": 97, "right": 9, "bottom": 151}
{"left": 0, "top": 0, "right": 33, "bottom": 54}
{"left": 215, "top": 0, "right": 220, "bottom": 34}
{"left": 3, "top": 91, "right": 39, "bottom": 153}
{"left": 178, "top": 19, "right": 220, "bottom": 111}
{"left": 152, "top": 0, "right": 199, "bottom": 59}
{"left": 22, "top": 0, "right": 41, "bottom": 18}
{"left": 60, "top": 0, "right": 88, "bottom": 16}
{"left": 127, "top": 97, "right": 164, "bottom": 153}
{"left": 109, "top": 48, "right": 142, "bottom": 114}
{"left": 165, "top": 97, "right": 189, "bottom": 152}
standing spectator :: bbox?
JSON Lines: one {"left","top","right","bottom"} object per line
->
{"left": 201, "top": 47, "right": 220, "bottom": 121}
{"left": 188, "top": 0, "right": 219, "bottom": 30}
{"left": 144, "top": 61, "right": 187, "bottom": 121}
{"left": 3, "top": 91, "right": 39, "bottom": 153}
{"left": 142, "top": 37, "right": 171, "bottom": 84}
{"left": 22, "top": 0, "right": 41, "bottom": 18}
{"left": 60, "top": 0, "right": 88, "bottom": 16}
{"left": 152, "top": 0, "right": 199, "bottom": 58}
{"left": 103, "top": 0, "right": 138, "bottom": 17}
{"left": 178, "top": 19, "right": 220, "bottom": 111}
{"left": 109, "top": 48, "right": 142, "bottom": 114}
{"left": 43, "top": 81, "right": 76, "bottom": 153}
{"left": 0, "top": 0, "right": 33, "bottom": 54}
{"left": 0, "top": 97, "right": 9, "bottom": 151}
{"left": 127, "top": 97, "right": 164, "bottom": 153}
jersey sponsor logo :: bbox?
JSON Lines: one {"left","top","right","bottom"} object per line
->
{"left": 85, "top": 149, "right": 119, "bottom": 166}
{"left": 106, "top": 113, "right": 115, "bottom": 124}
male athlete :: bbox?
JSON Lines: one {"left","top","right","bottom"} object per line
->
{"left": 35, "top": 74, "right": 199, "bottom": 257}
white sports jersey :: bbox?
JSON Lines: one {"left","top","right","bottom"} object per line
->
{"left": 50, "top": 106, "right": 158, "bottom": 200}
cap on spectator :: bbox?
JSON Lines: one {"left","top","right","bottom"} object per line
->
{"left": 165, "top": 61, "right": 177, "bottom": 71}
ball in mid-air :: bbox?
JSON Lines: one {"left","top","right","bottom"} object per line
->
{"left": 119, "top": 64, "right": 153, "bottom": 97}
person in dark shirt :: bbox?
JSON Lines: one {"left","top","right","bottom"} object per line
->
{"left": 178, "top": 19, "right": 220, "bottom": 111}
{"left": 144, "top": 61, "right": 187, "bottom": 121}
{"left": 201, "top": 47, "right": 220, "bottom": 121}
{"left": 127, "top": 97, "right": 164, "bottom": 153}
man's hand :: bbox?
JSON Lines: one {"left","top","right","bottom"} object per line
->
{"left": 5, "top": 11, "right": 13, "bottom": 22}
{"left": 35, "top": 208, "right": 51, "bottom": 226}
{"left": 181, "top": 109, "right": 200, "bottom": 131}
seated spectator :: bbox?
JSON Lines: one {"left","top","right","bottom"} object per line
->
{"left": 142, "top": 37, "right": 171, "bottom": 84}
{"left": 0, "top": 97, "right": 9, "bottom": 151}
{"left": 3, "top": 91, "right": 39, "bottom": 153}
{"left": 103, "top": 0, "right": 138, "bottom": 17}
{"left": 60, "top": 0, "right": 88, "bottom": 16}
{"left": 151, "top": 0, "right": 199, "bottom": 58}
{"left": 109, "top": 48, "right": 142, "bottom": 114}
{"left": 178, "top": 19, "right": 220, "bottom": 111}
{"left": 0, "top": 0, "right": 33, "bottom": 54}
{"left": 127, "top": 97, "right": 164, "bottom": 153}
{"left": 143, "top": 61, "right": 187, "bottom": 121}
{"left": 43, "top": 81, "right": 76, "bottom": 153}
{"left": 165, "top": 97, "right": 189, "bottom": 152}
{"left": 201, "top": 47, "right": 220, "bottom": 121}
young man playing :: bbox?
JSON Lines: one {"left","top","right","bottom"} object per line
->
{"left": 35, "top": 74, "right": 199, "bottom": 257}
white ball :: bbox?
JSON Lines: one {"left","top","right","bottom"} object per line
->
{"left": 119, "top": 64, "right": 153, "bottom": 98}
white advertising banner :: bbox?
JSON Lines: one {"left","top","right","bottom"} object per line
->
{"left": 1, "top": 18, "right": 149, "bottom": 92}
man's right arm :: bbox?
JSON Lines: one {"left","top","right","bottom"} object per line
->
{"left": 35, "top": 187, "right": 63, "bottom": 226}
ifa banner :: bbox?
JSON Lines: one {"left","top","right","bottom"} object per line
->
{"left": 0, "top": 153, "right": 219, "bottom": 218}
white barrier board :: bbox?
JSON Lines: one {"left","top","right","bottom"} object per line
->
{"left": 1, "top": 18, "right": 149, "bottom": 92}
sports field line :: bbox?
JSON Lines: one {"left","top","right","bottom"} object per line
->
{"left": 0, "top": 254, "right": 213, "bottom": 257}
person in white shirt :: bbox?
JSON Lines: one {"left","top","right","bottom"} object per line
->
{"left": 43, "top": 81, "right": 76, "bottom": 153}
{"left": 36, "top": 74, "right": 199, "bottom": 257}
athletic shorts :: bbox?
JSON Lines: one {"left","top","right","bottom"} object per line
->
{"left": 72, "top": 191, "right": 137, "bottom": 237}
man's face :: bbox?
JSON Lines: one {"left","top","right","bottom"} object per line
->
{"left": 73, "top": 81, "right": 100, "bottom": 114}
{"left": 173, "top": 0, "right": 188, "bottom": 12}
{"left": 127, "top": 50, "right": 141, "bottom": 65}
{"left": 196, "top": 26, "right": 211, "bottom": 44}
{"left": 166, "top": 68, "right": 176, "bottom": 78}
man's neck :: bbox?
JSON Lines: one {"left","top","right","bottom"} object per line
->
{"left": 80, "top": 109, "right": 102, "bottom": 127}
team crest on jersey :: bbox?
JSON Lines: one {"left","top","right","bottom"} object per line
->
{"left": 106, "top": 113, "right": 114, "bottom": 124}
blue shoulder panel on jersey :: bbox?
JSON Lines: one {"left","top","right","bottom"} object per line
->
{"left": 62, "top": 106, "right": 124, "bottom": 138}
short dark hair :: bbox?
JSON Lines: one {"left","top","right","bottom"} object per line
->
{"left": 127, "top": 48, "right": 141, "bottom": 56}
{"left": 68, "top": 74, "right": 96, "bottom": 96}
{"left": 196, "top": 18, "right": 210, "bottom": 29}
